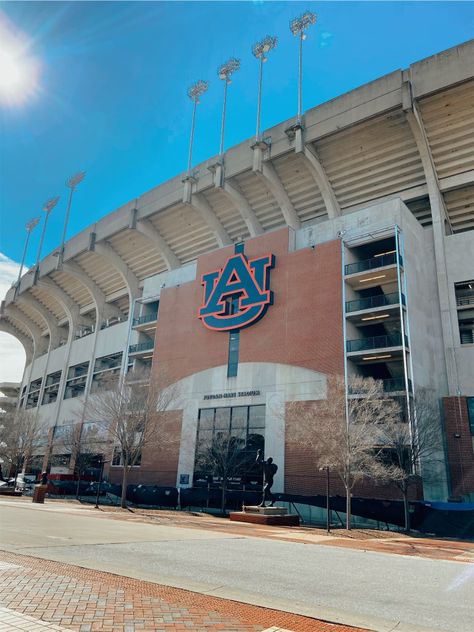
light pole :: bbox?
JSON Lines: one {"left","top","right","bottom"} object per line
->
{"left": 290, "top": 11, "right": 317, "bottom": 125}
{"left": 35, "top": 197, "right": 60, "bottom": 267}
{"left": 16, "top": 217, "right": 40, "bottom": 287}
{"left": 186, "top": 80, "right": 209, "bottom": 176}
{"left": 319, "top": 465, "right": 330, "bottom": 533}
{"left": 252, "top": 35, "right": 277, "bottom": 141}
{"left": 59, "top": 171, "right": 85, "bottom": 265}
{"left": 95, "top": 457, "right": 109, "bottom": 509}
{"left": 217, "top": 58, "right": 240, "bottom": 156}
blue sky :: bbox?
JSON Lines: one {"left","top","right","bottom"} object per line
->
{"left": 1, "top": 1, "right": 473, "bottom": 267}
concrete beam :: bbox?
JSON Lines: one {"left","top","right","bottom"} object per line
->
{"left": 221, "top": 181, "right": 263, "bottom": 237}
{"left": 93, "top": 239, "right": 141, "bottom": 302}
{"left": 295, "top": 131, "right": 341, "bottom": 219}
{"left": 186, "top": 194, "right": 232, "bottom": 248}
{"left": 0, "top": 317, "right": 34, "bottom": 366}
{"left": 133, "top": 215, "right": 180, "bottom": 270}
{"left": 36, "top": 277, "right": 90, "bottom": 343}
{"left": 62, "top": 261, "right": 124, "bottom": 326}
{"left": 252, "top": 148, "right": 300, "bottom": 230}
{"left": 16, "top": 294, "right": 61, "bottom": 350}
{"left": 4, "top": 305, "right": 48, "bottom": 357}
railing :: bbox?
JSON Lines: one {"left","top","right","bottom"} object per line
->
{"left": 456, "top": 295, "right": 474, "bottom": 307}
{"left": 133, "top": 312, "right": 158, "bottom": 326}
{"left": 345, "top": 252, "right": 401, "bottom": 276}
{"left": 346, "top": 332, "right": 408, "bottom": 353}
{"left": 383, "top": 377, "right": 413, "bottom": 393}
{"left": 345, "top": 292, "right": 404, "bottom": 313}
{"left": 128, "top": 340, "right": 154, "bottom": 354}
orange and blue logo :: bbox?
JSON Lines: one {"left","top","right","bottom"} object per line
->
{"left": 198, "top": 252, "right": 275, "bottom": 331}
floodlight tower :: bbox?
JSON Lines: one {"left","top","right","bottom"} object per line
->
{"left": 252, "top": 35, "right": 277, "bottom": 140}
{"left": 59, "top": 171, "right": 85, "bottom": 265}
{"left": 35, "top": 196, "right": 60, "bottom": 267}
{"left": 16, "top": 217, "right": 40, "bottom": 287}
{"left": 218, "top": 58, "right": 240, "bottom": 156}
{"left": 290, "top": 11, "right": 317, "bottom": 124}
{"left": 186, "top": 80, "right": 209, "bottom": 176}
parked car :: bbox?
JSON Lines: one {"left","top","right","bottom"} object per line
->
{"left": 8, "top": 474, "right": 37, "bottom": 492}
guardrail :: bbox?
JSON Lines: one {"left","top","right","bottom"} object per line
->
{"left": 345, "top": 292, "right": 404, "bottom": 313}
{"left": 132, "top": 312, "right": 158, "bottom": 326}
{"left": 128, "top": 340, "right": 154, "bottom": 354}
{"left": 345, "top": 252, "right": 401, "bottom": 276}
{"left": 346, "top": 332, "right": 408, "bottom": 353}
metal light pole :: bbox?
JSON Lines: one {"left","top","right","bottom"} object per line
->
{"left": 252, "top": 35, "right": 277, "bottom": 140}
{"left": 218, "top": 58, "right": 240, "bottom": 156}
{"left": 95, "top": 457, "right": 109, "bottom": 509}
{"left": 186, "top": 80, "right": 208, "bottom": 176}
{"left": 59, "top": 171, "right": 85, "bottom": 264}
{"left": 16, "top": 217, "right": 40, "bottom": 287}
{"left": 319, "top": 465, "right": 330, "bottom": 533}
{"left": 290, "top": 11, "right": 317, "bottom": 124}
{"left": 35, "top": 197, "right": 60, "bottom": 267}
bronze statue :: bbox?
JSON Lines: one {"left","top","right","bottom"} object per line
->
{"left": 256, "top": 449, "right": 278, "bottom": 507}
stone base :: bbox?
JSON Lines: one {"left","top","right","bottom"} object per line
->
{"left": 32, "top": 484, "right": 47, "bottom": 504}
{"left": 230, "top": 508, "right": 300, "bottom": 526}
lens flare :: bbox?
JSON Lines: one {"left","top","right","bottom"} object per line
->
{"left": 0, "top": 14, "right": 41, "bottom": 107}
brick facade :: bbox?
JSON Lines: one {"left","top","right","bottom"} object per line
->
{"left": 443, "top": 397, "right": 474, "bottom": 498}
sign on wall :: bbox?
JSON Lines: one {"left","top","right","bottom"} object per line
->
{"left": 198, "top": 252, "right": 275, "bottom": 331}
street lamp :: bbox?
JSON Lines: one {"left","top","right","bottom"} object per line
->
{"left": 186, "top": 79, "right": 209, "bottom": 176}
{"left": 217, "top": 57, "right": 240, "bottom": 156}
{"left": 59, "top": 171, "right": 85, "bottom": 264}
{"left": 35, "top": 196, "right": 60, "bottom": 267}
{"left": 252, "top": 35, "right": 277, "bottom": 140}
{"left": 95, "top": 456, "right": 110, "bottom": 509}
{"left": 319, "top": 465, "right": 331, "bottom": 533}
{"left": 290, "top": 10, "right": 317, "bottom": 124}
{"left": 16, "top": 217, "right": 40, "bottom": 287}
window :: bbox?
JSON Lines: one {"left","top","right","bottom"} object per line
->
{"left": 91, "top": 352, "right": 122, "bottom": 393}
{"left": 26, "top": 377, "right": 42, "bottom": 409}
{"left": 42, "top": 371, "right": 62, "bottom": 405}
{"left": 194, "top": 405, "right": 265, "bottom": 488}
{"left": 64, "top": 362, "right": 89, "bottom": 399}
{"left": 467, "top": 398, "right": 474, "bottom": 435}
{"left": 455, "top": 281, "right": 474, "bottom": 345}
{"left": 111, "top": 446, "right": 142, "bottom": 467}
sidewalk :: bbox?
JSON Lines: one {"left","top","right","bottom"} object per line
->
{"left": 0, "top": 551, "right": 367, "bottom": 632}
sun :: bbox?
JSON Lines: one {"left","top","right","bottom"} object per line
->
{"left": 0, "top": 15, "right": 40, "bottom": 107}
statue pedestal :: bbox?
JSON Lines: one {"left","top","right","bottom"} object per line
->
{"left": 230, "top": 505, "right": 299, "bottom": 526}
{"left": 32, "top": 484, "right": 48, "bottom": 504}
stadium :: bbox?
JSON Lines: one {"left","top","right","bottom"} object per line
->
{"left": 1, "top": 39, "right": 473, "bottom": 513}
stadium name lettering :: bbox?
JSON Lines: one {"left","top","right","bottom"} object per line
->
{"left": 203, "top": 390, "right": 261, "bottom": 400}
{"left": 198, "top": 252, "right": 275, "bottom": 331}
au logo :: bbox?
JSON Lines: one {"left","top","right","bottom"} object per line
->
{"left": 198, "top": 252, "right": 275, "bottom": 331}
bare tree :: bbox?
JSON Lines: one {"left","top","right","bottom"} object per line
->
{"left": 378, "top": 388, "right": 444, "bottom": 533}
{"left": 54, "top": 422, "right": 106, "bottom": 498}
{"left": 84, "top": 368, "right": 178, "bottom": 508}
{"left": 0, "top": 408, "right": 46, "bottom": 486}
{"left": 195, "top": 430, "right": 255, "bottom": 514}
{"left": 287, "top": 375, "right": 400, "bottom": 530}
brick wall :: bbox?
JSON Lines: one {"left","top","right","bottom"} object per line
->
{"left": 443, "top": 397, "right": 474, "bottom": 498}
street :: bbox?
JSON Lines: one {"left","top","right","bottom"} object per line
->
{"left": 0, "top": 500, "right": 472, "bottom": 632}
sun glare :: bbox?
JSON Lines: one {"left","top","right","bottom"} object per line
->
{"left": 0, "top": 15, "right": 40, "bottom": 107}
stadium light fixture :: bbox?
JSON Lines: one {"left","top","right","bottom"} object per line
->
{"left": 186, "top": 79, "right": 209, "bottom": 175}
{"left": 252, "top": 35, "right": 277, "bottom": 139}
{"left": 217, "top": 58, "right": 240, "bottom": 156}
{"left": 59, "top": 171, "right": 86, "bottom": 264}
{"left": 16, "top": 216, "right": 40, "bottom": 286}
{"left": 290, "top": 11, "right": 316, "bottom": 123}
{"left": 35, "top": 196, "right": 60, "bottom": 266}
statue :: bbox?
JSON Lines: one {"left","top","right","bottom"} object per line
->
{"left": 256, "top": 449, "right": 278, "bottom": 507}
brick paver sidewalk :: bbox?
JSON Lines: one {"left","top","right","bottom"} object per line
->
{"left": 0, "top": 551, "right": 366, "bottom": 632}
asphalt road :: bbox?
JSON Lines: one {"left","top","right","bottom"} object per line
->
{"left": 0, "top": 500, "right": 472, "bottom": 632}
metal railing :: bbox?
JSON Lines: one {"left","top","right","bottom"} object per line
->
{"left": 346, "top": 332, "right": 408, "bottom": 353}
{"left": 345, "top": 292, "right": 404, "bottom": 313}
{"left": 128, "top": 340, "right": 154, "bottom": 354}
{"left": 383, "top": 377, "right": 413, "bottom": 392}
{"left": 345, "top": 252, "right": 401, "bottom": 276}
{"left": 133, "top": 312, "right": 158, "bottom": 326}
{"left": 456, "top": 295, "right": 474, "bottom": 307}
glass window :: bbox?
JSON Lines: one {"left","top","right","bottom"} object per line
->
{"left": 249, "top": 405, "right": 265, "bottom": 429}
{"left": 214, "top": 407, "right": 231, "bottom": 430}
{"left": 467, "top": 398, "right": 474, "bottom": 435}
{"left": 231, "top": 407, "right": 247, "bottom": 429}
